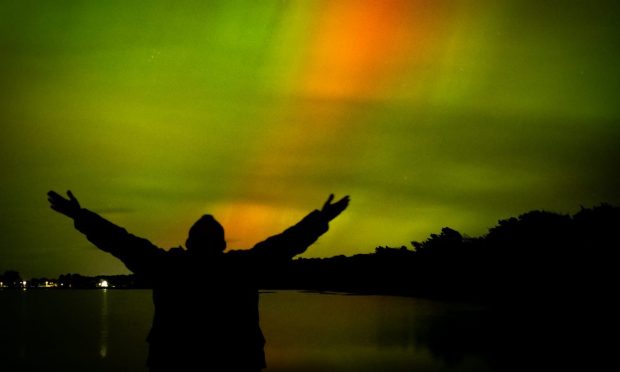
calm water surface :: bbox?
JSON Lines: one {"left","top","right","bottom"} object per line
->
{"left": 0, "top": 289, "right": 497, "bottom": 371}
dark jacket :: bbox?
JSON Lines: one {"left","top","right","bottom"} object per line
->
{"left": 74, "top": 209, "right": 329, "bottom": 371}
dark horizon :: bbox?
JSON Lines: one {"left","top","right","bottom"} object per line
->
{"left": 5, "top": 202, "right": 617, "bottom": 307}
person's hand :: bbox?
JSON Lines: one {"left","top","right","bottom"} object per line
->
{"left": 48, "top": 190, "right": 81, "bottom": 219}
{"left": 321, "top": 194, "right": 350, "bottom": 221}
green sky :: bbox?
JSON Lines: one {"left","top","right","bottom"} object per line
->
{"left": 1, "top": 0, "right": 619, "bottom": 278}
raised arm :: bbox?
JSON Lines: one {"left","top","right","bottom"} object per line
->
{"left": 249, "top": 194, "right": 350, "bottom": 261}
{"left": 47, "top": 190, "right": 164, "bottom": 276}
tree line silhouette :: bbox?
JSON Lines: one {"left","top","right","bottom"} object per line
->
{"left": 265, "top": 203, "right": 618, "bottom": 304}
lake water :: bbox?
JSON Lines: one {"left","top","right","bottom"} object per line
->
{"left": 0, "top": 290, "right": 498, "bottom": 371}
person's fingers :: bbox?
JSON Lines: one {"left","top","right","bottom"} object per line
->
{"left": 322, "top": 194, "right": 334, "bottom": 211}
{"left": 48, "top": 194, "right": 64, "bottom": 206}
{"left": 67, "top": 190, "right": 77, "bottom": 203}
{"left": 325, "top": 194, "right": 334, "bottom": 205}
{"left": 48, "top": 191, "right": 62, "bottom": 200}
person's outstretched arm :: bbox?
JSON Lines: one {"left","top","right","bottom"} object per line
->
{"left": 47, "top": 190, "right": 164, "bottom": 276}
{"left": 248, "top": 194, "right": 350, "bottom": 261}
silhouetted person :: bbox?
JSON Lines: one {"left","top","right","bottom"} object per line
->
{"left": 47, "top": 190, "right": 349, "bottom": 371}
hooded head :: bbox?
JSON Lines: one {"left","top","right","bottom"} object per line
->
{"left": 185, "top": 215, "right": 226, "bottom": 256}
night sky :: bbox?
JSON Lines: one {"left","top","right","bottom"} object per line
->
{"left": 2, "top": 0, "right": 619, "bottom": 278}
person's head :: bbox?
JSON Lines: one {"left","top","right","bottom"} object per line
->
{"left": 185, "top": 215, "right": 226, "bottom": 256}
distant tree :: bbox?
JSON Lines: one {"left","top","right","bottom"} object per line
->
{"left": 374, "top": 245, "right": 415, "bottom": 257}
{"left": 572, "top": 203, "right": 620, "bottom": 299}
{"left": 412, "top": 227, "right": 463, "bottom": 256}
{"left": 573, "top": 203, "right": 620, "bottom": 250}
{"left": 483, "top": 210, "right": 575, "bottom": 302}
{"left": 410, "top": 227, "right": 488, "bottom": 300}
{"left": 1, "top": 270, "right": 22, "bottom": 288}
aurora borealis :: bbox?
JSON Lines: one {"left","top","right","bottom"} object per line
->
{"left": 1, "top": 0, "right": 619, "bottom": 277}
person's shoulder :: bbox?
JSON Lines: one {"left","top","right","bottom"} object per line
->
{"left": 225, "top": 248, "right": 252, "bottom": 256}
{"left": 224, "top": 249, "right": 256, "bottom": 261}
{"left": 156, "top": 247, "right": 189, "bottom": 269}
{"left": 166, "top": 246, "right": 187, "bottom": 257}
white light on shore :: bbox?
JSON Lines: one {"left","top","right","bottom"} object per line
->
{"left": 99, "top": 280, "right": 109, "bottom": 288}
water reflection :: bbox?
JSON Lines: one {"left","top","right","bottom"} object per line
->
{"left": 99, "top": 289, "right": 108, "bottom": 359}
{"left": 1, "top": 290, "right": 498, "bottom": 371}
{"left": 260, "top": 291, "right": 494, "bottom": 371}
{"left": 18, "top": 289, "right": 27, "bottom": 359}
